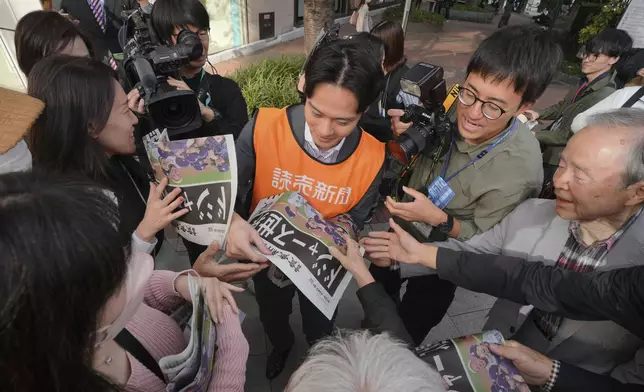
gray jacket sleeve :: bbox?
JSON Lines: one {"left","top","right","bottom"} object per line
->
{"left": 400, "top": 211, "right": 507, "bottom": 278}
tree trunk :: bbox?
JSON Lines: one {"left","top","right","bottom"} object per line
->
{"left": 304, "top": 0, "right": 335, "bottom": 55}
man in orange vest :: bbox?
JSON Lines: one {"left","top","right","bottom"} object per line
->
{"left": 225, "top": 38, "right": 386, "bottom": 379}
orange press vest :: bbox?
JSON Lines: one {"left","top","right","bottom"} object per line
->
{"left": 251, "top": 107, "right": 385, "bottom": 218}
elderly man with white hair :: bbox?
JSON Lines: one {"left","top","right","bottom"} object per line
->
{"left": 360, "top": 108, "right": 644, "bottom": 386}
{"left": 286, "top": 330, "right": 446, "bottom": 392}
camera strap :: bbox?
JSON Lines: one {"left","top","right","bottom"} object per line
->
{"left": 441, "top": 118, "right": 517, "bottom": 182}
{"left": 196, "top": 69, "right": 213, "bottom": 109}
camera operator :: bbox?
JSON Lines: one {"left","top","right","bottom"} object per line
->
{"left": 226, "top": 38, "right": 386, "bottom": 380}
{"left": 129, "top": 0, "right": 248, "bottom": 141}
{"left": 372, "top": 25, "right": 563, "bottom": 345}
{"left": 358, "top": 21, "right": 416, "bottom": 143}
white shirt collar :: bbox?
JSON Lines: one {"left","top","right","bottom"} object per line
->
{"left": 304, "top": 122, "right": 346, "bottom": 158}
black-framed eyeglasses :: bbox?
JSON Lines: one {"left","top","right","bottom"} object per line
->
{"left": 457, "top": 87, "right": 511, "bottom": 120}
{"left": 582, "top": 52, "right": 599, "bottom": 62}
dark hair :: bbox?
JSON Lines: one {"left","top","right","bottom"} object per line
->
{"left": 370, "top": 20, "right": 406, "bottom": 71}
{"left": 586, "top": 28, "right": 633, "bottom": 58}
{"left": 151, "top": 0, "right": 210, "bottom": 44}
{"left": 15, "top": 10, "right": 94, "bottom": 75}
{"left": 304, "top": 39, "right": 385, "bottom": 113}
{"left": 0, "top": 171, "right": 130, "bottom": 392}
{"left": 348, "top": 32, "right": 385, "bottom": 65}
{"left": 27, "top": 55, "right": 118, "bottom": 181}
{"left": 466, "top": 25, "right": 563, "bottom": 104}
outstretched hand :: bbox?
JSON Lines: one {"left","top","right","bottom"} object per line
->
{"left": 329, "top": 235, "right": 374, "bottom": 288}
{"left": 361, "top": 218, "right": 432, "bottom": 267}
{"left": 225, "top": 213, "right": 273, "bottom": 263}
{"left": 194, "top": 240, "right": 269, "bottom": 282}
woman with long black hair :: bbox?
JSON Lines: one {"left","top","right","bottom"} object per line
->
{"left": 27, "top": 55, "right": 183, "bottom": 254}
{"left": 0, "top": 171, "right": 248, "bottom": 392}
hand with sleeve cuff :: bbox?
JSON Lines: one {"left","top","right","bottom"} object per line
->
{"left": 329, "top": 235, "right": 374, "bottom": 288}
{"left": 361, "top": 218, "right": 437, "bottom": 268}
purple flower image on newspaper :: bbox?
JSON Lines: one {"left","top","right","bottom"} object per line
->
{"left": 249, "top": 192, "right": 360, "bottom": 319}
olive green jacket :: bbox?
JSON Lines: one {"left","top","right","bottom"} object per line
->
{"left": 403, "top": 119, "right": 543, "bottom": 241}
{"left": 536, "top": 72, "right": 617, "bottom": 166}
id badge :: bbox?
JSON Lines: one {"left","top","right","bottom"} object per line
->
{"left": 427, "top": 176, "right": 455, "bottom": 210}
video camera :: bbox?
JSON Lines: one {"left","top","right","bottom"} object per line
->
{"left": 387, "top": 63, "right": 453, "bottom": 165}
{"left": 119, "top": 8, "right": 203, "bottom": 137}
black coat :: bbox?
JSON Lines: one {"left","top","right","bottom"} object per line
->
{"left": 357, "top": 248, "right": 644, "bottom": 392}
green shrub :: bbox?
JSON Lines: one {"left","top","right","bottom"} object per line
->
{"left": 230, "top": 55, "right": 305, "bottom": 116}
{"left": 578, "top": 0, "right": 628, "bottom": 44}
{"left": 382, "top": 5, "right": 445, "bottom": 25}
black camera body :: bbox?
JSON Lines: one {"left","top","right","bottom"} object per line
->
{"left": 387, "top": 63, "right": 453, "bottom": 165}
{"left": 120, "top": 8, "right": 203, "bottom": 137}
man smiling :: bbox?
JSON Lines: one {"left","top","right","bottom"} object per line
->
{"left": 225, "top": 38, "right": 386, "bottom": 380}
{"left": 370, "top": 25, "right": 563, "bottom": 345}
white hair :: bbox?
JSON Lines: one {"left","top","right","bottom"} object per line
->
{"left": 286, "top": 330, "right": 446, "bottom": 392}
{"left": 584, "top": 108, "right": 644, "bottom": 186}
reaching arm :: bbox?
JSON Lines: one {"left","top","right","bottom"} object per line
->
{"left": 433, "top": 248, "right": 644, "bottom": 339}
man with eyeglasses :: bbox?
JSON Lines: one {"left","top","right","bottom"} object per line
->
{"left": 524, "top": 28, "right": 632, "bottom": 198}
{"left": 367, "top": 25, "right": 562, "bottom": 346}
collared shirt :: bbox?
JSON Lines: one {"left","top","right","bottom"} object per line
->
{"left": 303, "top": 122, "right": 346, "bottom": 164}
{"left": 404, "top": 118, "right": 543, "bottom": 240}
{"left": 534, "top": 207, "right": 643, "bottom": 339}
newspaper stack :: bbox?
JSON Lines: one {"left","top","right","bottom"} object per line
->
{"left": 249, "top": 192, "right": 362, "bottom": 320}
{"left": 143, "top": 130, "right": 237, "bottom": 246}
{"left": 159, "top": 275, "right": 217, "bottom": 392}
{"left": 415, "top": 330, "right": 530, "bottom": 392}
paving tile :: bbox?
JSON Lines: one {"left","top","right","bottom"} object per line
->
{"left": 452, "top": 309, "right": 490, "bottom": 336}
{"left": 421, "top": 314, "right": 461, "bottom": 345}
{"left": 244, "top": 355, "right": 271, "bottom": 392}
{"left": 447, "top": 287, "right": 496, "bottom": 317}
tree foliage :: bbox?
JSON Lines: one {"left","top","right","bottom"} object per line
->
{"left": 578, "top": 0, "right": 631, "bottom": 43}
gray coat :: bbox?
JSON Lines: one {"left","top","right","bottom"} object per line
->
{"left": 401, "top": 198, "right": 644, "bottom": 384}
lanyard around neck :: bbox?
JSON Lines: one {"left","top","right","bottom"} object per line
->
{"left": 441, "top": 118, "right": 517, "bottom": 182}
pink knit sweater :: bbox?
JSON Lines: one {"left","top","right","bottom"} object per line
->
{"left": 123, "top": 271, "right": 248, "bottom": 392}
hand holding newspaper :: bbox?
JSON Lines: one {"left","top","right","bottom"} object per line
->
{"left": 159, "top": 275, "right": 217, "bottom": 392}
{"left": 248, "top": 192, "right": 362, "bottom": 319}
{"left": 415, "top": 330, "right": 531, "bottom": 392}
{"left": 142, "top": 129, "right": 238, "bottom": 246}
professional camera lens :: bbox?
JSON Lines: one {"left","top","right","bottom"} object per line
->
{"left": 175, "top": 30, "right": 203, "bottom": 62}
{"left": 157, "top": 96, "right": 198, "bottom": 129}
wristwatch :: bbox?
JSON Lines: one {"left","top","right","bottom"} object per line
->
{"left": 436, "top": 214, "right": 454, "bottom": 234}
